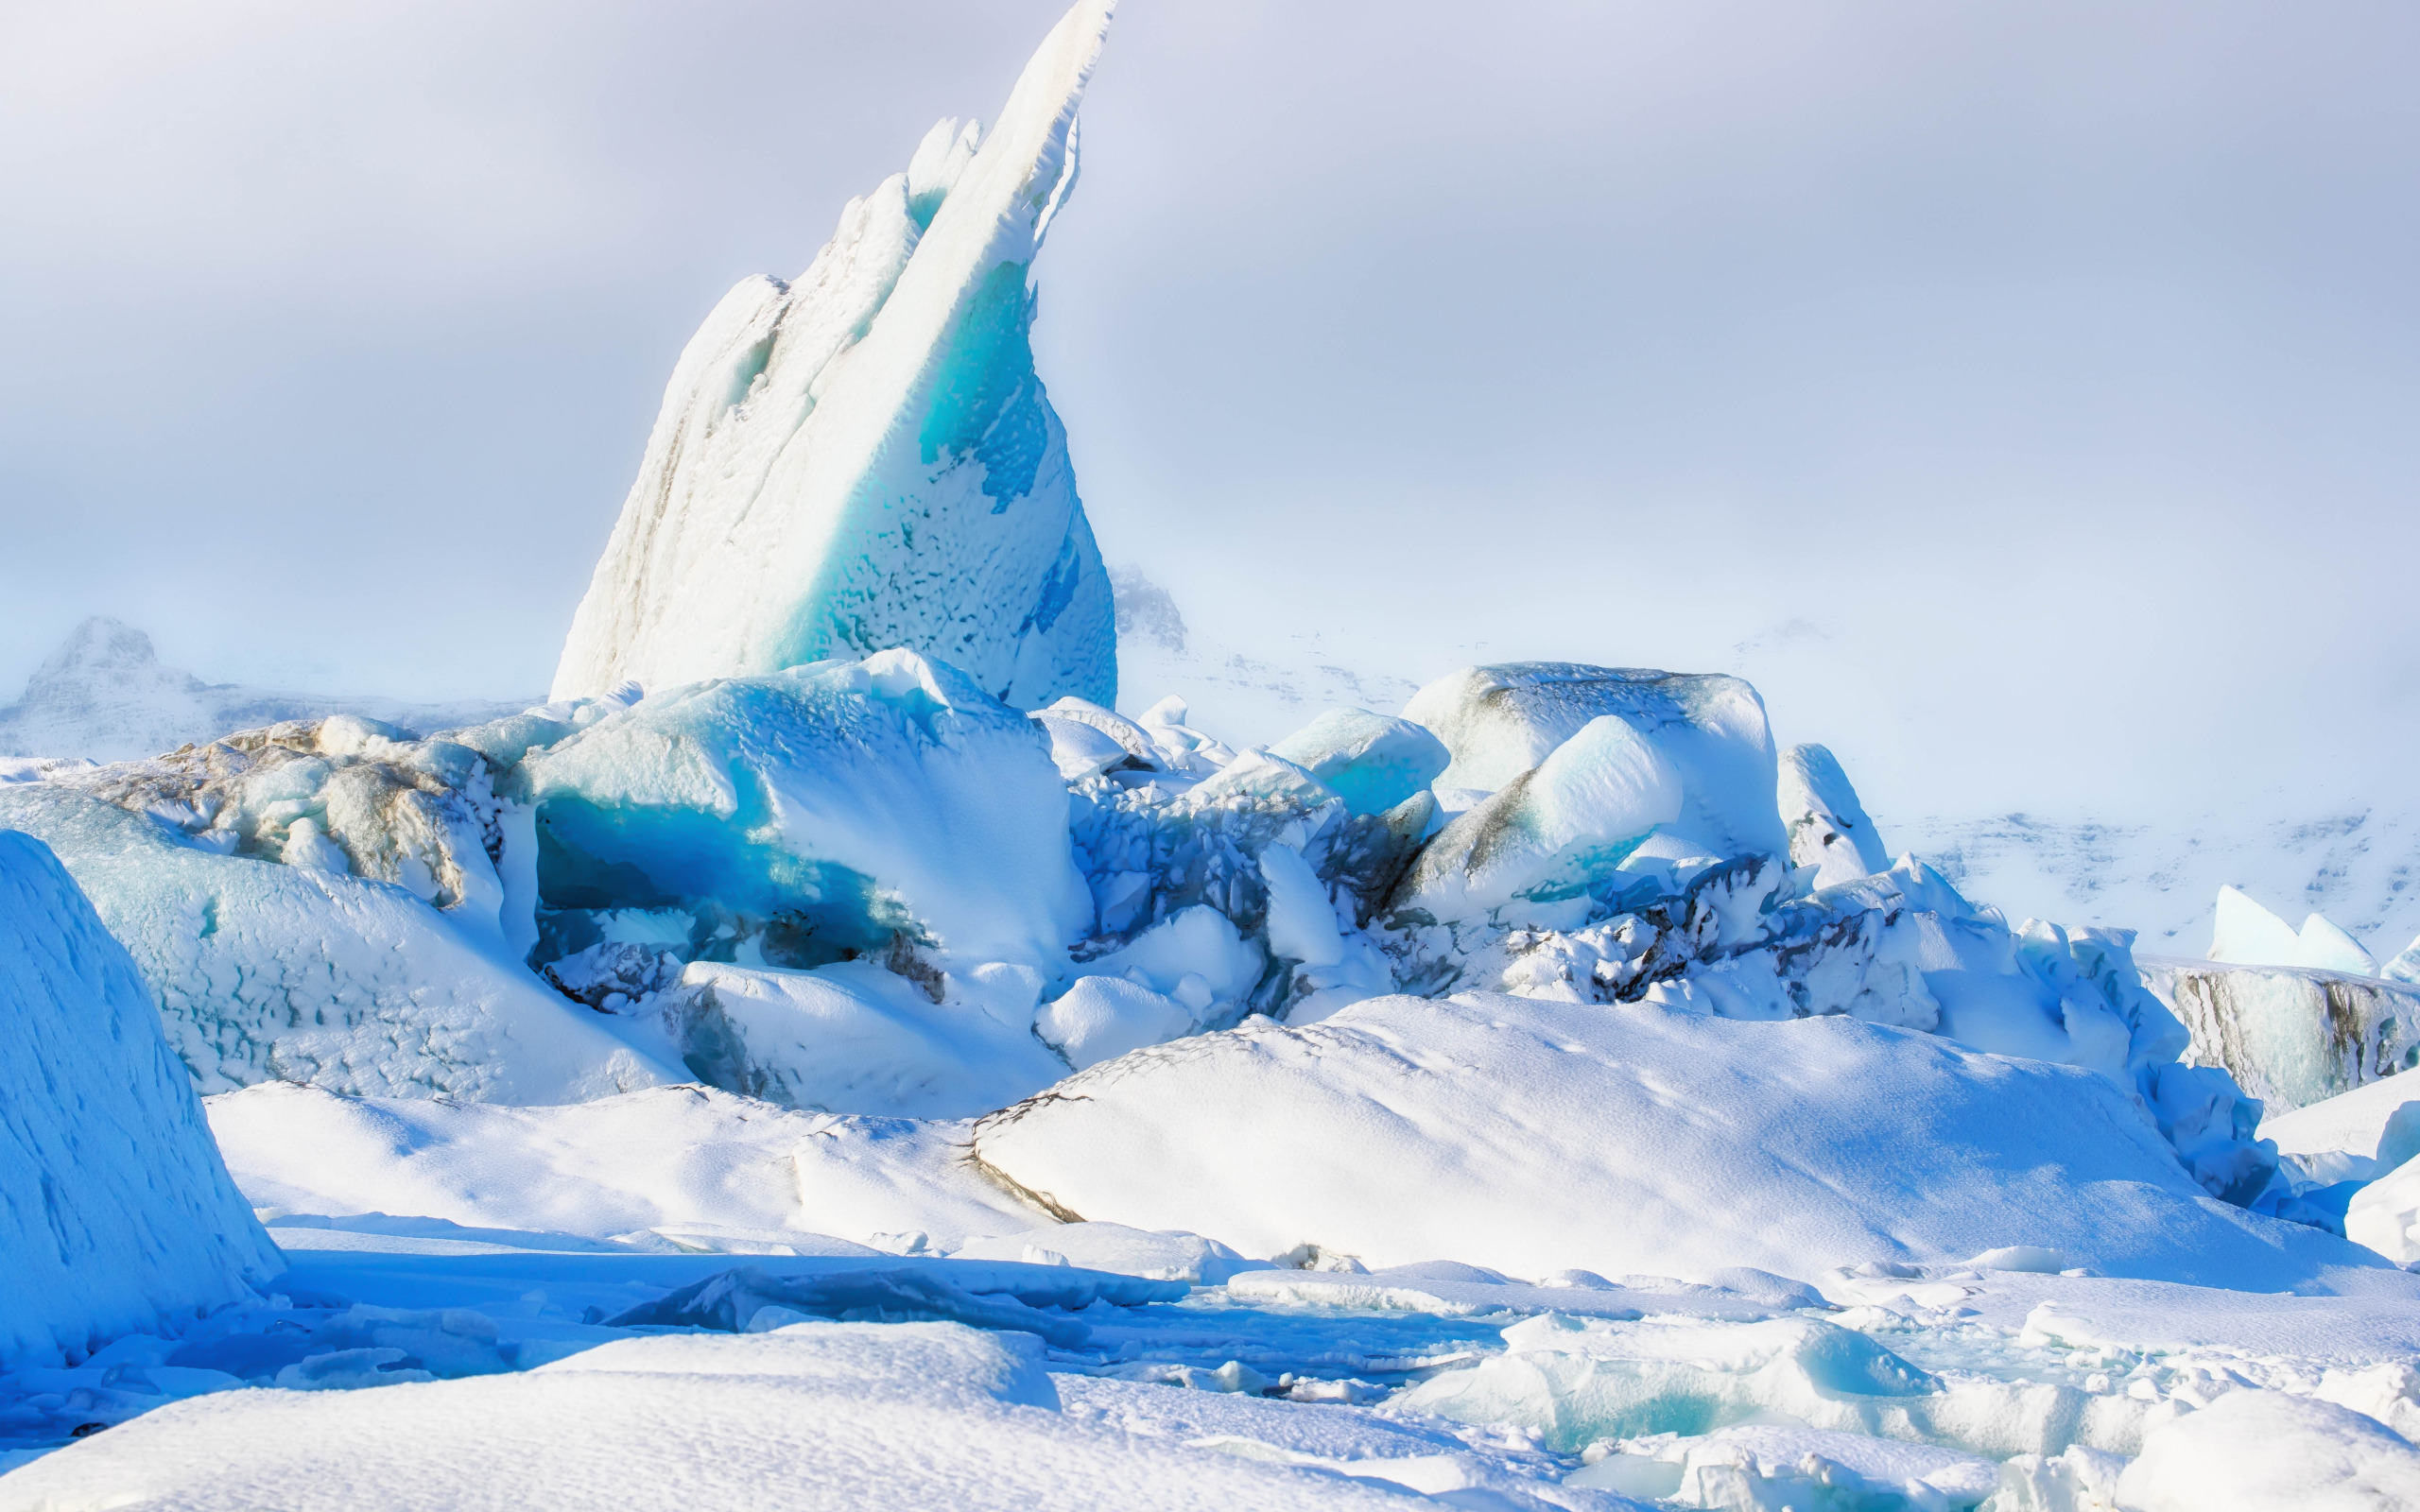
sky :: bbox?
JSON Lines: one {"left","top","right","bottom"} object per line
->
{"left": 3, "top": 0, "right": 2414, "bottom": 821}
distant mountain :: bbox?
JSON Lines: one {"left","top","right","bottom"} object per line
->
{"left": 0, "top": 619, "right": 532, "bottom": 763}
{"left": 1108, "top": 568, "right": 1421, "bottom": 748}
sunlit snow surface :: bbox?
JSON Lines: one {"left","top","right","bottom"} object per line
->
{"left": 9, "top": 1205, "right": 2420, "bottom": 1507}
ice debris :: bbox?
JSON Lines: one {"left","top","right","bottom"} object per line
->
{"left": 1778, "top": 741, "right": 1891, "bottom": 887}
{"left": 550, "top": 0, "right": 1117, "bottom": 711}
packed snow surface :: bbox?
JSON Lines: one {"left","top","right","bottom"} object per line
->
{"left": 550, "top": 0, "right": 1116, "bottom": 710}
{"left": 971, "top": 990, "right": 2367, "bottom": 1288}
{"left": 0, "top": 832, "right": 281, "bottom": 1368}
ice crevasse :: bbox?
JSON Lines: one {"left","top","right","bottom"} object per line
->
{"left": 549, "top": 0, "right": 1117, "bottom": 711}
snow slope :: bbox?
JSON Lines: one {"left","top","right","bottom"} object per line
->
{"left": 550, "top": 0, "right": 1117, "bottom": 710}
{"left": 0, "top": 618, "right": 526, "bottom": 764}
{"left": 0, "top": 832, "right": 281, "bottom": 1368}
{"left": 972, "top": 990, "right": 2381, "bottom": 1289}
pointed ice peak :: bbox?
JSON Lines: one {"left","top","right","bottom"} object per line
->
{"left": 2207, "top": 884, "right": 2377, "bottom": 975}
{"left": 906, "top": 117, "right": 984, "bottom": 229}
{"left": 552, "top": 0, "right": 1119, "bottom": 710}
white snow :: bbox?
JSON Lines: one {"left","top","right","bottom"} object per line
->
{"left": 0, "top": 831, "right": 282, "bottom": 1368}
{"left": 204, "top": 1082, "right": 1041, "bottom": 1254}
{"left": 2263, "top": 1070, "right": 2420, "bottom": 1162}
{"left": 1777, "top": 741, "right": 1890, "bottom": 886}
{"left": 2115, "top": 1385, "right": 2420, "bottom": 1510}
{"left": 971, "top": 990, "right": 2360, "bottom": 1288}
{"left": 550, "top": 1, "right": 1118, "bottom": 711}
{"left": 2211, "top": 883, "right": 2381, "bottom": 975}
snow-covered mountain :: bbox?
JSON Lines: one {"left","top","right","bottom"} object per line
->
{"left": 0, "top": 618, "right": 529, "bottom": 764}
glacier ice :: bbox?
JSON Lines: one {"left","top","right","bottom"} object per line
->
{"left": 1777, "top": 741, "right": 1890, "bottom": 886}
{"left": 0, "top": 782, "right": 668, "bottom": 1104}
{"left": 1402, "top": 662, "right": 1787, "bottom": 859}
{"left": 521, "top": 649, "right": 1091, "bottom": 978}
{"left": 549, "top": 1, "right": 1117, "bottom": 712}
{"left": 2209, "top": 883, "right": 2381, "bottom": 975}
{"left": 2141, "top": 954, "right": 2420, "bottom": 1110}
{"left": 1265, "top": 709, "right": 1450, "bottom": 819}
{"left": 0, "top": 831, "right": 282, "bottom": 1368}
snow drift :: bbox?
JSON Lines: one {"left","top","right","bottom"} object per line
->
{"left": 970, "top": 990, "right": 2365, "bottom": 1288}
{"left": 550, "top": 0, "right": 1117, "bottom": 711}
{"left": 0, "top": 831, "right": 282, "bottom": 1367}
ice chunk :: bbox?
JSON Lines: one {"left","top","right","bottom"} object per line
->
{"left": 2262, "top": 1073, "right": 2420, "bottom": 1163}
{"left": 1033, "top": 713, "right": 1137, "bottom": 781}
{"left": 1266, "top": 709, "right": 1449, "bottom": 819}
{"left": 667, "top": 958, "right": 1069, "bottom": 1117}
{"left": 951, "top": 1223, "right": 1262, "bottom": 1284}
{"left": 521, "top": 650, "right": 1091, "bottom": 977}
{"left": 2115, "top": 1387, "right": 2420, "bottom": 1510}
{"left": 2210, "top": 885, "right": 2378, "bottom": 975}
{"left": 2141, "top": 956, "right": 2420, "bottom": 1111}
{"left": 1401, "top": 662, "right": 1787, "bottom": 859}
{"left": 2347, "top": 1153, "right": 2420, "bottom": 1264}
{"left": 1776, "top": 742, "right": 1889, "bottom": 886}
{"left": 551, "top": 2, "right": 1118, "bottom": 711}
{"left": 0, "top": 831, "right": 283, "bottom": 1368}
{"left": 1403, "top": 1314, "right": 1934, "bottom": 1451}
{"left": 972, "top": 990, "right": 2356, "bottom": 1287}
{"left": 1391, "top": 713, "right": 1686, "bottom": 930}
{"left": 0, "top": 785, "right": 671, "bottom": 1104}
{"left": 1035, "top": 974, "right": 1201, "bottom": 1070}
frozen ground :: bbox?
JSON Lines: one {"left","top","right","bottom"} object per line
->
{"left": 9, "top": 1085, "right": 2420, "bottom": 1508}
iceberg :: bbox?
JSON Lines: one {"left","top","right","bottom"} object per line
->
{"left": 549, "top": 1, "right": 1117, "bottom": 712}
{"left": 0, "top": 831, "right": 282, "bottom": 1367}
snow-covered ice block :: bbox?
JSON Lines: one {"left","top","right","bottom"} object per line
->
{"left": 2209, "top": 884, "right": 2380, "bottom": 975}
{"left": 2347, "top": 1154, "right": 2420, "bottom": 1264}
{"left": 521, "top": 650, "right": 1091, "bottom": 976}
{"left": 1266, "top": 709, "right": 1450, "bottom": 819}
{"left": 550, "top": 2, "right": 1118, "bottom": 712}
{"left": 1570, "top": 1423, "right": 1997, "bottom": 1509}
{"left": 2115, "top": 1386, "right": 2420, "bottom": 1511}
{"left": 1035, "top": 974, "right": 1201, "bottom": 1071}
{"left": 0, "top": 831, "right": 283, "bottom": 1368}
{"left": 1776, "top": 742, "right": 1889, "bottom": 886}
{"left": 2141, "top": 954, "right": 2420, "bottom": 1111}
{"left": 1401, "top": 662, "right": 1787, "bottom": 859}
{"left": 1032, "top": 713, "right": 1136, "bottom": 782}
{"left": 0, "top": 785, "right": 670, "bottom": 1103}
{"left": 950, "top": 1223, "right": 1261, "bottom": 1284}
{"left": 2261, "top": 1071, "right": 2420, "bottom": 1163}
{"left": 666, "top": 958, "right": 1069, "bottom": 1117}
{"left": 1391, "top": 713, "right": 1687, "bottom": 930}
{"left": 971, "top": 991, "right": 2371, "bottom": 1288}
{"left": 1407, "top": 1311, "right": 2175, "bottom": 1462}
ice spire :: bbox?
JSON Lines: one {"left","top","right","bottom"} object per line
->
{"left": 551, "top": 0, "right": 1118, "bottom": 708}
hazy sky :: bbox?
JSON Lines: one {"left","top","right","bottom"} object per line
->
{"left": 4, "top": 0, "right": 2414, "bottom": 820}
